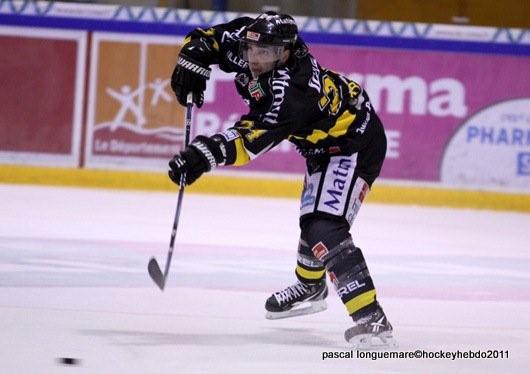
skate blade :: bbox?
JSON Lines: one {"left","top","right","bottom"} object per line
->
{"left": 265, "top": 300, "right": 327, "bottom": 320}
{"left": 347, "top": 331, "right": 398, "bottom": 350}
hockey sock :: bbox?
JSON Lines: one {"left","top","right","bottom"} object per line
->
{"left": 311, "top": 237, "right": 377, "bottom": 317}
{"left": 295, "top": 237, "right": 326, "bottom": 284}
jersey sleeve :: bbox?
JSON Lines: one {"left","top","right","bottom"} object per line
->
{"left": 182, "top": 17, "right": 253, "bottom": 72}
{"left": 211, "top": 118, "right": 293, "bottom": 166}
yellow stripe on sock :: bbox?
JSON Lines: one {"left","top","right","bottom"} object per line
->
{"left": 295, "top": 265, "right": 325, "bottom": 281}
{"left": 344, "top": 290, "right": 377, "bottom": 315}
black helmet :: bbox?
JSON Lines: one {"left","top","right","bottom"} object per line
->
{"left": 240, "top": 12, "right": 298, "bottom": 77}
{"left": 243, "top": 11, "right": 298, "bottom": 48}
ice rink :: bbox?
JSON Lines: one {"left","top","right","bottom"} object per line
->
{"left": 1, "top": 183, "right": 529, "bottom": 373}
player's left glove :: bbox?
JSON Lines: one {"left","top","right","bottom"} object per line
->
{"left": 168, "top": 135, "right": 224, "bottom": 186}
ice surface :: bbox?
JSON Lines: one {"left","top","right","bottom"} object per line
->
{"left": 1, "top": 184, "right": 529, "bottom": 373}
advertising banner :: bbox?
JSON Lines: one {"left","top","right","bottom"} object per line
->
{"left": 167, "top": 43, "right": 530, "bottom": 189}
{"left": 85, "top": 32, "right": 185, "bottom": 169}
{"left": 84, "top": 32, "right": 305, "bottom": 173}
{"left": 0, "top": 26, "right": 86, "bottom": 166}
{"left": 310, "top": 45, "right": 530, "bottom": 189}
{"left": 1, "top": 4, "right": 528, "bottom": 191}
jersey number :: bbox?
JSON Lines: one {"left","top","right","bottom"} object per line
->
{"left": 318, "top": 74, "right": 340, "bottom": 115}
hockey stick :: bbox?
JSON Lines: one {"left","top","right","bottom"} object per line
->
{"left": 148, "top": 92, "right": 193, "bottom": 290}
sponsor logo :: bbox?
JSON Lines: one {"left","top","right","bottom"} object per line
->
{"left": 248, "top": 79, "right": 265, "bottom": 101}
{"left": 295, "top": 146, "right": 326, "bottom": 157}
{"left": 245, "top": 129, "right": 266, "bottom": 142}
{"left": 275, "top": 17, "right": 297, "bottom": 26}
{"left": 220, "top": 129, "right": 240, "bottom": 142}
{"left": 178, "top": 56, "right": 211, "bottom": 79}
{"left": 350, "top": 73, "right": 467, "bottom": 118}
{"left": 300, "top": 171, "right": 321, "bottom": 216}
{"left": 441, "top": 98, "right": 530, "bottom": 189}
{"left": 323, "top": 158, "right": 352, "bottom": 211}
{"left": 227, "top": 50, "right": 248, "bottom": 69}
{"left": 466, "top": 126, "right": 530, "bottom": 146}
{"left": 235, "top": 73, "right": 250, "bottom": 86}
{"left": 337, "top": 280, "right": 366, "bottom": 298}
{"left": 358, "top": 180, "right": 369, "bottom": 202}
{"left": 300, "top": 182, "right": 315, "bottom": 208}
{"left": 347, "top": 80, "right": 362, "bottom": 100}
{"left": 98, "top": 80, "right": 174, "bottom": 135}
{"left": 264, "top": 69, "right": 290, "bottom": 124}
{"left": 517, "top": 152, "right": 530, "bottom": 175}
{"left": 246, "top": 31, "right": 261, "bottom": 41}
{"left": 346, "top": 177, "right": 369, "bottom": 225}
{"left": 296, "top": 146, "right": 345, "bottom": 157}
{"left": 221, "top": 26, "right": 246, "bottom": 43}
{"left": 261, "top": 13, "right": 297, "bottom": 26}
{"left": 356, "top": 106, "right": 370, "bottom": 134}
{"left": 297, "top": 254, "right": 322, "bottom": 268}
{"left": 88, "top": 36, "right": 186, "bottom": 164}
{"left": 308, "top": 57, "right": 321, "bottom": 93}
{"left": 311, "top": 242, "right": 329, "bottom": 261}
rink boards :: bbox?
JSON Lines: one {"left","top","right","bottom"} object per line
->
{"left": 2, "top": 164, "right": 530, "bottom": 213}
{"left": 1, "top": 3, "right": 529, "bottom": 210}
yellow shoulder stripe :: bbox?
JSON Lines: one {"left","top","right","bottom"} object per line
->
{"left": 305, "top": 129, "right": 329, "bottom": 144}
{"left": 300, "top": 110, "right": 356, "bottom": 144}
{"left": 329, "top": 110, "right": 356, "bottom": 137}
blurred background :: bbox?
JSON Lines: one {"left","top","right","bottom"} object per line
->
{"left": 58, "top": 0, "right": 530, "bottom": 27}
{"left": 1, "top": 0, "right": 529, "bottom": 211}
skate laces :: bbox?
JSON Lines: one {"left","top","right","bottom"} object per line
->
{"left": 274, "top": 282, "right": 310, "bottom": 304}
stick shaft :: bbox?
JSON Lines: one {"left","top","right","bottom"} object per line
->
{"left": 162, "top": 92, "right": 193, "bottom": 280}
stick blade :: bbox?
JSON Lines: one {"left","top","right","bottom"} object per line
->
{"left": 148, "top": 257, "right": 166, "bottom": 290}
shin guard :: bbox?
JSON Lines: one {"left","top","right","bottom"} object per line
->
{"left": 311, "top": 237, "right": 378, "bottom": 318}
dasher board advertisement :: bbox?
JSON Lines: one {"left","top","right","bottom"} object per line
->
{"left": 0, "top": 26, "right": 86, "bottom": 167}
{"left": 84, "top": 32, "right": 185, "bottom": 170}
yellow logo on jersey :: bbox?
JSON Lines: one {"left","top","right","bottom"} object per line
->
{"left": 245, "top": 129, "right": 266, "bottom": 142}
{"left": 347, "top": 81, "right": 362, "bottom": 99}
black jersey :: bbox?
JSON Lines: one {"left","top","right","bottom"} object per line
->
{"left": 182, "top": 17, "right": 383, "bottom": 166}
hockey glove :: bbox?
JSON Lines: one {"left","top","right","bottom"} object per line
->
{"left": 168, "top": 135, "right": 224, "bottom": 186}
{"left": 170, "top": 38, "right": 212, "bottom": 108}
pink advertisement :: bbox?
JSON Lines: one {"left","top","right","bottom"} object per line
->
{"left": 196, "top": 45, "right": 530, "bottom": 188}
{"left": 3, "top": 22, "right": 527, "bottom": 189}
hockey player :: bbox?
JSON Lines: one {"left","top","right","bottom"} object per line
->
{"left": 168, "top": 11, "right": 396, "bottom": 349}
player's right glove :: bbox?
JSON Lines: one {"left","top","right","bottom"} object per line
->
{"left": 168, "top": 135, "right": 224, "bottom": 185}
{"left": 170, "top": 38, "right": 212, "bottom": 108}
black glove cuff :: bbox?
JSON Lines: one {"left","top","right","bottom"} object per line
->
{"left": 177, "top": 55, "right": 211, "bottom": 80}
{"left": 189, "top": 135, "right": 226, "bottom": 171}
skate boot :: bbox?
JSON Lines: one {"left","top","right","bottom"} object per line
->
{"left": 344, "top": 303, "right": 397, "bottom": 350}
{"left": 265, "top": 279, "right": 328, "bottom": 319}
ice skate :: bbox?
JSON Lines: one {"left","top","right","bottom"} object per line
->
{"left": 344, "top": 303, "right": 397, "bottom": 350}
{"left": 265, "top": 280, "right": 328, "bottom": 319}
